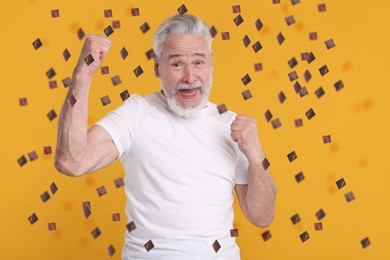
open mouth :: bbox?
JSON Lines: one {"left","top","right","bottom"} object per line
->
{"left": 178, "top": 88, "right": 200, "bottom": 99}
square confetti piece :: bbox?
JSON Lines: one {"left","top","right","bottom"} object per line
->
{"left": 323, "top": 135, "right": 331, "bottom": 144}
{"left": 221, "top": 32, "right": 230, "bottom": 40}
{"left": 242, "top": 35, "right": 251, "bottom": 48}
{"left": 255, "top": 18, "right": 263, "bottom": 31}
{"left": 299, "top": 87, "right": 308, "bottom": 97}
{"left": 316, "top": 209, "right": 326, "bottom": 220}
{"left": 314, "top": 222, "right": 323, "bottom": 231}
{"left": 285, "top": 15, "right": 296, "bottom": 26}
{"left": 295, "top": 171, "right": 305, "bottom": 183}
{"left": 305, "top": 108, "right": 316, "bottom": 120}
{"left": 112, "top": 213, "right": 121, "bottom": 222}
{"left": 41, "top": 191, "right": 51, "bottom": 203}
{"left": 101, "top": 66, "right": 109, "bottom": 74}
{"left": 264, "top": 109, "right": 273, "bottom": 122}
{"left": 271, "top": 118, "right": 281, "bottom": 129}
{"left": 291, "top": 214, "right": 301, "bottom": 225}
{"left": 101, "top": 95, "right": 111, "bottom": 106}
{"left": 252, "top": 41, "right": 262, "bottom": 53}
{"left": 261, "top": 230, "right": 272, "bottom": 241}
{"left": 28, "top": 213, "right": 38, "bottom": 225}
{"left": 301, "top": 52, "right": 309, "bottom": 61}
{"left": 63, "top": 49, "right": 71, "bottom": 61}
{"left": 233, "top": 15, "right": 244, "bottom": 26}
{"left": 131, "top": 8, "right": 140, "bottom": 16}
{"left": 345, "top": 191, "right": 355, "bottom": 202}
{"left": 140, "top": 22, "right": 150, "bottom": 33}
{"left": 177, "top": 4, "right": 188, "bottom": 15}
{"left": 28, "top": 151, "right": 38, "bottom": 161}
{"left": 262, "top": 158, "right": 270, "bottom": 171}
{"left": 336, "top": 178, "right": 346, "bottom": 189}
{"left": 43, "top": 146, "right": 52, "bottom": 155}
{"left": 212, "top": 240, "right": 221, "bottom": 253}
{"left": 77, "top": 28, "right": 85, "bottom": 40}
{"left": 96, "top": 186, "right": 107, "bottom": 196}
{"left": 104, "top": 25, "right": 114, "bottom": 37}
{"left": 309, "top": 32, "right": 318, "bottom": 41}
{"left": 91, "top": 227, "right": 101, "bottom": 239}
{"left": 49, "top": 80, "right": 57, "bottom": 89}
{"left": 51, "top": 9, "right": 60, "bottom": 18}
{"left": 241, "top": 74, "right": 252, "bottom": 86}
{"left": 127, "top": 221, "right": 136, "bottom": 232}
{"left": 84, "top": 54, "right": 94, "bottom": 65}
{"left": 230, "top": 229, "right": 239, "bottom": 237}
{"left": 277, "top": 32, "right": 285, "bottom": 45}
{"left": 104, "top": 9, "right": 113, "bottom": 18}
{"left": 32, "top": 38, "right": 42, "bottom": 50}
{"left": 18, "top": 155, "right": 27, "bottom": 167}
{"left": 293, "top": 81, "right": 302, "bottom": 93}
{"left": 334, "top": 80, "right": 344, "bottom": 91}
{"left": 273, "top": 0, "right": 281, "bottom": 4}
{"left": 50, "top": 182, "right": 58, "bottom": 195}
{"left": 325, "top": 39, "right": 336, "bottom": 49}
{"left": 242, "top": 90, "right": 252, "bottom": 100}
{"left": 278, "top": 91, "right": 286, "bottom": 104}
{"left": 111, "top": 75, "right": 121, "bottom": 86}
{"left": 62, "top": 77, "right": 72, "bottom": 88}
{"left": 120, "top": 90, "right": 130, "bottom": 101}
{"left": 300, "top": 231, "right": 310, "bottom": 243}
{"left": 133, "top": 66, "right": 144, "bottom": 77}
{"left": 47, "top": 109, "right": 57, "bottom": 121}
{"left": 120, "top": 47, "right": 128, "bottom": 60}
{"left": 209, "top": 26, "right": 217, "bottom": 38}
{"left": 288, "top": 71, "right": 298, "bottom": 81}
{"left": 145, "top": 49, "right": 155, "bottom": 60}
{"left": 318, "top": 3, "right": 327, "bottom": 12}
{"left": 315, "top": 87, "right": 325, "bottom": 98}
{"left": 361, "top": 237, "right": 371, "bottom": 249}
{"left": 254, "top": 63, "right": 263, "bottom": 71}
{"left": 19, "top": 98, "right": 28, "bottom": 106}
{"left": 217, "top": 104, "right": 227, "bottom": 114}
{"left": 46, "top": 68, "right": 56, "bottom": 79}
{"left": 82, "top": 201, "right": 91, "bottom": 219}
{"left": 319, "top": 65, "right": 329, "bottom": 76}
{"left": 48, "top": 222, "right": 56, "bottom": 231}
{"left": 68, "top": 94, "right": 77, "bottom": 107}
{"left": 287, "top": 151, "right": 297, "bottom": 162}
{"left": 112, "top": 20, "right": 121, "bottom": 29}
{"left": 303, "top": 70, "right": 312, "bottom": 82}
{"left": 107, "top": 244, "right": 116, "bottom": 256}
{"left": 144, "top": 240, "right": 154, "bottom": 252}
{"left": 307, "top": 52, "right": 316, "bottom": 64}
{"left": 291, "top": 0, "right": 300, "bottom": 5}
{"left": 114, "top": 177, "right": 124, "bottom": 188}
{"left": 295, "top": 119, "right": 303, "bottom": 127}
{"left": 288, "top": 57, "right": 298, "bottom": 68}
{"left": 232, "top": 5, "right": 241, "bottom": 13}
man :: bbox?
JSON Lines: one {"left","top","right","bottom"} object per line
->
{"left": 55, "top": 14, "right": 276, "bottom": 259}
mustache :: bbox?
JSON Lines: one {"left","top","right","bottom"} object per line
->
{"left": 176, "top": 81, "right": 203, "bottom": 90}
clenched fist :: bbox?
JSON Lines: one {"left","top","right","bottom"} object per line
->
{"left": 74, "top": 35, "right": 112, "bottom": 77}
{"left": 230, "top": 114, "right": 264, "bottom": 164}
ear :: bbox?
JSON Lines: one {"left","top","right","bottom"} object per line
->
{"left": 154, "top": 57, "right": 160, "bottom": 77}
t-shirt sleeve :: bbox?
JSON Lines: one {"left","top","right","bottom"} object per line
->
{"left": 235, "top": 149, "right": 249, "bottom": 184}
{"left": 94, "top": 95, "right": 143, "bottom": 159}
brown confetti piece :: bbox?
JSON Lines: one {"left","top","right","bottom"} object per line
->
{"left": 309, "top": 32, "right": 318, "bottom": 40}
{"left": 241, "top": 74, "right": 251, "bottom": 86}
{"left": 242, "top": 35, "right": 251, "bottom": 48}
{"left": 288, "top": 57, "right": 298, "bottom": 68}
{"left": 48, "top": 222, "right": 56, "bottom": 231}
{"left": 300, "top": 231, "right": 310, "bottom": 243}
{"left": 262, "top": 158, "right": 270, "bottom": 171}
{"left": 325, "top": 39, "right": 335, "bottom": 49}
{"left": 111, "top": 75, "right": 121, "bottom": 86}
{"left": 287, "top": 151, "right": 297, "bottom": 162}
{"left": 104, "top": 9, "right": 113, "bottom": 18}
{"left": 32, "top": 38, "right": 42, "bottom": 50}
{"left": 261, "top": 230, "right": 272, "bottom": 241}
{"left": 49, "top": 80, "right": 57, "bottom": 89}
{"left": 277, "top": 32, "right": 285, "bottom": 45}
{"left": 50, "top": 182, "right": 58, "bottom": 195}
{"left": 273, "top": 0, "right": 281, "bottom": 4}
{"left": 319, "top": 65, "right": 329, "bottom": 76}
{"left": 68, "top": 94, "right": 77, "bottom": 107}
{"left": 295, "top": 171, "right": 305, "bottom": 183}
{"left": 120, "top": 90, "right": 130, "bottom": 101}
{"left": 334, "top": 80, "right": 344, "bottom": 91}
{"left": 18, "top": 155, "right": 28, "bottom": 167}
{"left": 104, "top": 25, "right": 114, "bottom": 37}
{"left": 41, "top": 191, "right": 51, "bottom": 202}
{"left": 323, "top": 135, "right": 331, "bottom": 144}
{"left": 252, "top": 41, "right": 262, "bottom": 53}
{"left": 46, "top": 68, "right": 56, "bottom": 79}
{"left": 107, "top": 244, "right": 116, "bottom": 256}
{"left": 112, "top": 213, "right": 121, "bottom": 222}
{"left": 47, "top": 109, "right": 57, "bottom": 121}
{"left": 318, "top": 3, "right": 327, "bottom": 12}
{"left": 101, "top": 66, "right": 109, "bottom": 74}
{"left": 134, "top": 66, "right": 144, "bottom": 77}
{"left": 241, "top": 90, "right": 252, "bottom": 100}
{"left": 295, "top": 119, "right": 303, "bottom": 127}
{"left": 233, "top": 14, "right": 244, "bottom": 26}
{"left": 291, "top": 0, "right": 300, "bottom": 5}
{"left": 232, "top": 5, "right": 241, "bottom": 13}
{"left": 91, "top": 227, "right": 101, "bottom": 239}
{"left": 316, "top": 209, "right": 326, "bottom": 220}
{"left": 112, "top": 20, "right": 121, "bottom": 29}
{"left": 84, "top": 54, "right": 94, "bottom": 65}
{"left": 315, "top": 87, "right": 325, "bottom": 98}
{"left": 96, "top": 186, "right": 107, "bottom": 196}
{"left": 212, "top": 240, "right": 221, "bottom": 253}
{"left": 221, "top": 32, "right": 230, "bottom": 40}
{"left": 264, "top": 110, "right": 273, "bottom": 122}
{"left": 62, "top": 49, "right": 71, "bottom": 61}
{"left": 114, "top": 177, "right": 124, "bottom": 188}
{"left": 288, "top": 71, "right": 298, "bottom": 81}
{"left": 120, "top": 47, "right": 128, "bottom": 60}
{"left": 307, "top": 52, "right": 316, "bottom": 64}
{"left": 345, "top": 191, "right": 355, "bottom": 202}
{"left": 314, "top": 222, "right": 323, "bottom": 231}
{"left": 19, "top": 98, "right": 28, "bottom": 106}
{"left": 217, "top": 104, "right": 227, "bottom": 114}
{"left": 28, "top": 213, "right": 38, "bottom": 225}
{"left": 43, "top": 146, "right": 52, "bottom": 155}
{"left": 255, "top": 18, "right": 263, "bottom": 31}
{"left": 293, "top": 81, "right": 302, "bottom": 93}
{"left": 254, "top": 63, "right": 263, "bottom": 71}
{"left": 144, "top": 240, "right": 154, "bottom": 252}
{"left": 305, "top": 108, "right": 316, "bottom": 120}
{"left": 278, "top": 91, "right": 286, "bottom": 104}
{"left": 51, "top": 9, "right": 60, "bottom": 18}
{"left": 77, "top": 28, "right": 85, "bottom": 41}
{"left": 209, "top": 26, "right": 217, "bottom": 38}
{"left": 299, "top": 87, "right": 308, "bottom": 97}
{"left": 177, "top": 4, "right": 188, "bottom": 15}
{"left": 291, "top": 214, "right": 301, "bottom": 225}
{"left": 145, "top": 49, "right": 155, "bottom": 60}
{"left": 285, "top": 15, "right": 295, "bottom": 26}
{"left": 303, "top": 70, "right": 312, "bottom": 82}
{"left": 62, "top": 77, "right": 72, "bottom": 88}
{"left": 336, "top": 178, "right": 346, "bottom": 189}
{"left": 271, "top": 118, "right": 281, "bottom": 129}
{"left": 28, "top": 151, "right": 38, "bottom": 161}
{"left": 131, "top": 8, "right": 140, "bottom": 16}
{"left": 361, "top": 237, "right": 371, "bottom": 249}
{"left": 126, "top": 221, "right": 136, "bottom": 232}
{"left": 301, "top": 52, "right": 309, "bottom": 61}
{"left": 230, "top": 229, "right": 239, "bottom": 237}
{"left": 140, "top": 22, "right": 150, "bottom": 33}
{"left": 82, "top": 201, "right": 91, "bottom": 219}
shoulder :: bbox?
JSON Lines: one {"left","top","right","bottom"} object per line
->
{"left": 206, "top": 101, "right": 237, "bottom": 124}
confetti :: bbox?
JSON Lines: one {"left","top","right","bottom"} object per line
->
{"left": 62, "top": 77, "right": 72, "bottom": 88}
{"left": 316, "top": 209, "right": 326, "bottom": 220}
{"left": 241, "top": 74, "right": 252, "bottom": 86}
{"left": 278, "top": 91, "right": 286, "bottom": 104}
{"left": 334, "top": 80, "right": 344, "bottom": 91}
{"left": 288, "top": 71, "right": 298, "bottom": 81}
{"left": 111, "top": 75, "right": 121, "bottom": 86}
{"left": 319, "top": 65, "right": 329, "bottom": 76}
{"left": 254, "top": 63, "right": 263, "bottom": 71}
{"left": 140, "top": 22, "right": 150, "bottom": 33}
{"left": 232, "top": 5, "right": 241, "bottom": 13}
{"left": 301, "top": 52, "right": 309, "bottom": 61}
{"left": 101, "top": 95, "right": 111, "bottom": 106}
{"left": 264, "top": 109, "right": 273, "bottom": 122}
{"left": 323, "top": 135, "right": 332, "bottom": 144}
{"left": 217, "top": 104, "right": 227, "bottom": 114}
{"left": 177, "top": 4, "right": 188, "bottom": 15}
{"left": 361, "top": 237, "right": 371, "bottom": 249}
{"left": 43, "top": 146, "right": 52, "bottom": 155}
{"left": 120, "top": 47, "right": 128, "bottom": 60}
{"left": 291, "top": 0, "right": 300, "bottom": 5}
{"left": 295, "top": 119, "right": 303, "bottom": 127}
{"left": 77, "top": 28, "right": 85, "bottom": 41}
{"left": 221, "top": 32, "right": 230, "bottom": 40}
{"left": 299, "top": 87, "right": 308, "bottom": 97}
{"left": 336, "top": 178, "right": 346, "bottom": 189}
{"left": 325, "top": 39, "right": 336, "bottom": 49}
{"left": 212, "top": 240, "right": 221, "bottom": 253}
{"left": 126, "top": 221, "right": 136, "bottom": 232}
{"left": 318, "top": 3, "right": 327, "bottom": 12}
{"left": 315, "top": 87, "right": 325, "bottom": 98}
{"left": 107, "top": 244, "right": 116, "bottom": 256}
{"left": 314, "top": 222, "right": 323, "bottom": 231}
{"left": 48, "top": 222, "right": 56, "bottom": 231}
{"left": 32, "top": 38, "right": 42, "bottom": 50}
{"left": 28, "top": 151, "right": 38, "bottom": 161}
{"left": 295, "top": 172, "right": 305, "bottom": 183}
{"left": 91, "top": 227, "right": 101, "bottom": 239}
{"left": 255, "top": 18, "right": 263, "bottom": 31}
{"left": 271, "top": 118, "right": 281, "bottom": 129}
{"left": 82, "top": 201, "right": 91, "bottom": 219}
{"left": 47, "top": 109, "right": 57, "bottom": 121}
{"left": 144, "top": 240, "right": 154, "bottom": 252}
{"left": 307, "top": 52, "right": 316, "bottom": 64}
{"left": 68, "top": 94, "right": 77, "bottom": 107}
{"left": 41, "top": 191, "right": 51, "bottom": 203}
{"left": 262, "top": 158, "right": 271, "bottom": 171}
{"left": 273, "top": 0, "right": 281, "bottom": 4}
{"left": 287, "top": 151, "right": 297, "bottom": 162}
{"left": 120, "top": 90, "right": 130, "bottom": 101}
{"left": 131, "top": 8, "right": 140, "bottom": 16}
{"left": 63, "top": 49, "right": 71, "bottom": 61}
{"left": 345, "top": 191, "right": 355, "bottom": 202}
{"left": 242, "top": 35, "right": 251, "bottom": 48}
{"left": 261, "top": 230, "right": 272, "bottom": 241}
{"left": 50, "top": 182, "right": 58, "bottom": 195}
{"left": 19, "top": 97, "right": 27, "bottom": 106}
{"left": 112, "top": 20, "right": 121, "bottom": 29}
{"left": 303, "top": 70, "right": 312, "bottom": 82}
{"left": 241, "top": 90, "right": 252, "bottom": 100}
{"left": 233, "top": 15, "right": 244, "bottom": 26}
{"left": 209, "top": 26, "right": 217, "bottom": 38}
{"left": 101, "top": 66, "right": 109, "bottom": 74}
{"left": 104, "top": 9, "right": 113, "bottom": 18}
{"left": 300, "top": 231, "right": 310, "bottom": 243}
{"left": 277, "top": 32, "right": 285, "bottom": 45}
{"left": 288, "top": 57, "right": 298, "bottom": 69}
{"left": 28, "top": 213, "right": 38, "bottom": 225}
{"left": 51, "top": 9, "right": 60, "bottom": 18}
{"left": 305, "top": 108, "right": 316, "bottom": 120}
{"left": 285, "top": 15, "right": 296, "bottom": 26}
{"left": 291, "top": 214, "right": 301, "bottom": 225}
{"left": 133, "top": 66, "right": 144, "bottom": 77}
{"left": 252, "top": 41, "right": 262, "bottom": 53}
{"left": 17, "top": 155, "right": 28, "bottom": 167}
{"left": 46, "top": 68, "right": 56, "bottom": 79}
{"left": 49, "top": 80, "right": 57, "bottom": 89}
{"left": 112, "top": 213, "right": 121, "bottom": 222}
{"left": 96, "top": 186, "right": 107, "bottom": 196}
{"left": 309, "top": 32, "right": 318, "bottom": 41}
{"left": 145, "top": 49, "right": 155, "bottom": 60}
{"left": 293, "top": 81, "right": 302, "bottom": 93}
{"left": 104, "top": 25, "right": 114, "bottom": 37}
{"left": 230, "top": 229, "right": 239, "bottom": 237}
{"left": 84, "top": 54, "right": 94, "bottom": 66}
{"left": 114, "top": 177, "right": 124, "bottom": 188}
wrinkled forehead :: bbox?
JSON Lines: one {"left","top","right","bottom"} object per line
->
{"left": 161, "top": 34, "right": 211, "bottom": 59}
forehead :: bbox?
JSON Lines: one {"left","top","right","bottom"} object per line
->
{"left": 162, "top": 34, "right": 209, "bottom": 58}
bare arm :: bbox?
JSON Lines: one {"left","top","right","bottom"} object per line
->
{"left": 54, "top": 35, "right": 118, "bottom": 177}
{"left": 231, "top": 115, "right": 277, "bottom": 228}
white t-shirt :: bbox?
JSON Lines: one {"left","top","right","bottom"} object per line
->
{"left": 96, "top": 92, "right": 249, "bottom": 260}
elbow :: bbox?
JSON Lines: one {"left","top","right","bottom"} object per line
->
{"left": 249, "top": 209, "right": 276, "bottom": 228}
{"left": 54, "top": 155, "right": 84, "bottom": 177}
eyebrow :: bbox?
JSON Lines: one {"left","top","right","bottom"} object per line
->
{"left": 167, "top": 53, "right": 206, "bottom": 60}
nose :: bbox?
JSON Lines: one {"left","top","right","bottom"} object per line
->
{"left": 183, "top": 65, "right": 196, "bottom": 84}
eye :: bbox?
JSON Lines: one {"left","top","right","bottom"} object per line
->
{"left": 171, "top": 62, "right": 182, "bottom": 67}
{"left": 194, "top": 60, "right": 204, "bottom": 65}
